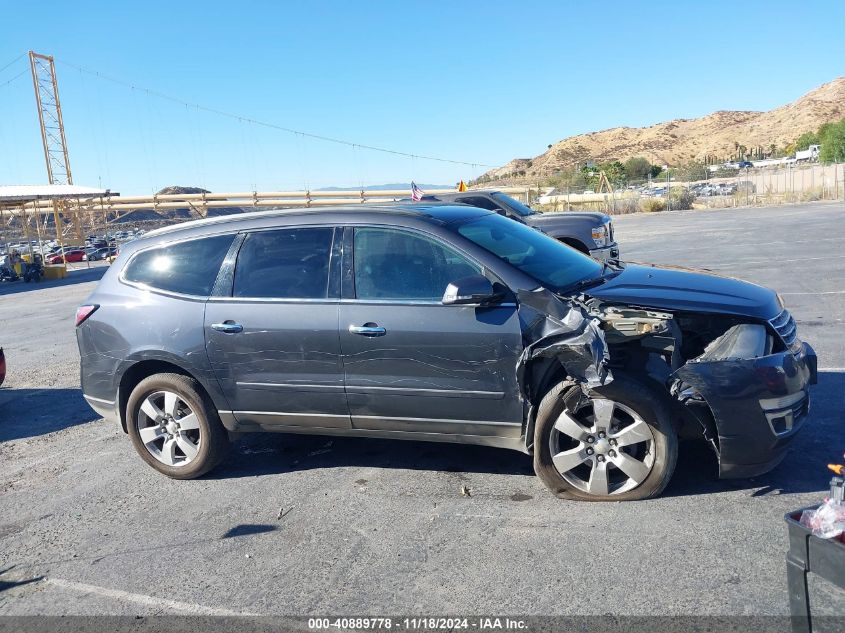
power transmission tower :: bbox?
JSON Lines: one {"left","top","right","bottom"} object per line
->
{"left": 29, "top": 50, "right": 79, "bottom": 241}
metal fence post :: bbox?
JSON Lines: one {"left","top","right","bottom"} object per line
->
{"left": 666, "top": 168, "right": 671, "bottom": 212}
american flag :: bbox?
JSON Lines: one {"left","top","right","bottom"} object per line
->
{"left": 410, "top": 181, "right": 424, "bottom": 201}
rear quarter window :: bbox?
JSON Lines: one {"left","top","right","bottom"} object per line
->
{"left": 122, "top": 234, "right": 234, "bottom": 296}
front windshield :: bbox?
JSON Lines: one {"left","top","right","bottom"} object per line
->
{"left": 456, "top": 213, "right": 603, "bottom": 292}
{"left": 492, "top": 192, "right": 536, "bottom": 217}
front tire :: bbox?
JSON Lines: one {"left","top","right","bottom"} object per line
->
{"left": 534, "top": 375, "right": 677, "bottom": 501}
{"left": 126, "top": 373, "right": 229, "bottom": 479}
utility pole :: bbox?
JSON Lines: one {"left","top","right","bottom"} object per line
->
{"left": 666, "top": 166, "right": 671, "bottom": 212}
{"left": 29, "top": 51, "right": 78, "bottom": 246}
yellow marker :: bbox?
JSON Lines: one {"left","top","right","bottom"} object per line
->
{"left": 829, "top": 464, "right": 844, "bottom": 476}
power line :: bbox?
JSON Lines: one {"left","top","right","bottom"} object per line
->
{"left": 55, "top": 58, "right": 493, "bottom": 169}
{"left": 0, "top": 52, "right": 26, "bottom": 76}
{"left": 0, "top": 68, "right": 28, "bottom": 90}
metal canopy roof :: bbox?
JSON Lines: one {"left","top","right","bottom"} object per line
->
{"left": 0, "top": 184, "right": 118, "bottom": 203}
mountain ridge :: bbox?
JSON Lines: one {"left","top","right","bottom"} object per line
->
{"left": 481, "top": 77, "right": 845, "bottom": 181}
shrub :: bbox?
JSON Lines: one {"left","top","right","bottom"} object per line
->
{"left": 669, "top": 187, "right": 696, "bottom": 210}
{"left": 612, "top": 197, "right": 641, "bottom": 214}
{"left": 640, "top": 198, "right": 666, "bottom": 213}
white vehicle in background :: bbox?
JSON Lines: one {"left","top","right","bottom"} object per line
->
{"left": 795, "top": 145, "right": 820, "bottom": 162}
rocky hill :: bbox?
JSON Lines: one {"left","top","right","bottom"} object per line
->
{"left": 481, "top": 77, "right": 845, "bottom": 180}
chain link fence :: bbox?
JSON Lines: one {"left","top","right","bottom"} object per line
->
{"left": 531, "top": 162, "right": 845, "bottom": 215}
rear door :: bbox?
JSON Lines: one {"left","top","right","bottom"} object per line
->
{"left": 204, "top": 225, "right": 349, "bottom": 429}
{"left": 338, "top": 225, "right": 524, "bottom": 440}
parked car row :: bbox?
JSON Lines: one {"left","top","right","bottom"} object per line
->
{"left": 689, "top": 182, "right": 740, "bottom": 197}
{"left": 2, "top": 229, "right": 144, "bottom": 261}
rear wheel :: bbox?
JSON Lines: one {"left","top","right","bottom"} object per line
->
{"left": 126, "top": 373, "right": 229, "bottom": 479}
{"left": 534, "top": 375, "right": 677, "bottom": 501}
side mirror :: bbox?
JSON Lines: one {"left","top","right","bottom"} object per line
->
{"left": 442, "top": 274, "right": 498, "bottom": 306}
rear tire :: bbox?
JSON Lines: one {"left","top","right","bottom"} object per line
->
{"left": 126, "top": 373, "right": 229, "bottom": 479}
{"left": 534, "top": 375, "right": 677, "bottom": 501}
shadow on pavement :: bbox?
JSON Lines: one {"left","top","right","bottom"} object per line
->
{"left": 0, "top": 566, "right": 44, "bottom": 594}
{"left": 213, "top": 433, "right": 535, "bottom": 480}
{"left": 0, "top": 266, "right": 106, "bottom": 297}
{"left": 0, "top": 387, "right": 99, "bottom": 442}
{"left": 211, "top": 372, "right": 842, "bottom": 498}
{"left": 222, "top": 524, "right": 278, "bottom": 539}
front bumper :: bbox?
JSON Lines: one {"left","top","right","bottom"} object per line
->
{"left": 589, "top": 243, "right": 620, "bottom": 262}
{"left": 676, "top": 341, "right": 817, "bottom": 479}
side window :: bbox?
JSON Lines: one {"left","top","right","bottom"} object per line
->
{"left": 354, "top": 227, "right": 480, "bottom": 300}
{"left": 123, "top": 234, "right": 234, "bottom": 296}
{"left": 457, "top": 196, "right": 504, "bottom": 213}
{"left": 233, "top": 227, "right": 333, "bottom": 299}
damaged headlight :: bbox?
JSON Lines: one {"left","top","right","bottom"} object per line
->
{"left": 696, "top": 324, "right": 773, "bottom": 362}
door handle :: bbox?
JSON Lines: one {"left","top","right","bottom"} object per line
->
{"left": 211, "top": 321, "right": 243, "bottom": 334}
{"left": 349, "top": 324, "right": 386, "bottom": 337}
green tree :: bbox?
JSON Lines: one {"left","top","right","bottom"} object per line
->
{"left": 819, "top": 118, "right": 845, "bottom": 163}
{"left": 795, "top": 131, "right": 820, "bottom": 151}
{"left": 623, "top": 156, "right": 653, "bottom": 180}
{"left": 676, "top": 161, "right": 708, "bottom": 182}
{"left": 597, "top": 161, "right": 626, "bottom": 185}
{"left": 649, "top": 164, "right": 663, "bottom": 178}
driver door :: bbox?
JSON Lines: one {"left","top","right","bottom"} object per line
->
{"left": 338, "top": 226, "right": 524, "bottom": 439}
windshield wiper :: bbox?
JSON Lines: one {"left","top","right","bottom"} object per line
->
{"left": 570, "top": 262, "right": 615, "bottom": 292}
{"left": 572, "top": 275, "right": 608, "bottom": 291}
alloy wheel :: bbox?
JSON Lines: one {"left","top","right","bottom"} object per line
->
{"left": 136, "top": 390, "right": 202, "bottom": 467}
{"left": 548, "top": 398, "right": 656, "bottom": 496}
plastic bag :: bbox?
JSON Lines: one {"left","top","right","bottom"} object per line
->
{"left": 800, "top": 499, "right": 845, "bottom": 538}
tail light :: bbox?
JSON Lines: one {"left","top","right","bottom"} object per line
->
{"left": 75, "top": 304, "right": 99, "bottom": 327}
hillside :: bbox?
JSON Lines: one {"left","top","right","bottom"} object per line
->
{"left": 480, "top": 77, "right": 845, "bottom": 181}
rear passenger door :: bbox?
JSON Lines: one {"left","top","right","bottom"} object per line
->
{"left": 338, "top": 226, "right": 524, "bottom": 439}
{"left": 204, "top": 226, "right": 350, "bottom": 429}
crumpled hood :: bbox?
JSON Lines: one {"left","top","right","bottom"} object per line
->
{"left": 585, "top": 263, "right": 782, "bottom": 320}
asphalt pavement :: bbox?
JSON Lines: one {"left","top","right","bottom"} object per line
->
{"left": 0, "top": 202, "right": 843, "bottom": 617}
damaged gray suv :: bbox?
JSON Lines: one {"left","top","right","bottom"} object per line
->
{"left": 77, "top": 204, "right": 817, "bottom": 501}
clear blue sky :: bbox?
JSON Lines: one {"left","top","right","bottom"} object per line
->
{"left": 1, "top": 1, "right": 844, "bottom": 194}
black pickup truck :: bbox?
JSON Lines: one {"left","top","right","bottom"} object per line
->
{"left": 420, "top": 190, "right": 619, "bottom": 261}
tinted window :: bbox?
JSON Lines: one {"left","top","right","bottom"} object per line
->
{"left": 354, "top": 228, "right": 480, "bottom": 300}
{"left": 491, "top": 193, "right": 536, "bottom": 217}
{"left": 233, "top": 227, "right": 333, "bottom": 299}
{"left": 456, "top": 213, "right": 602, "bottom": 292}
{"left": 457, "top": 196, "right": 503, "bottom": 212}
{"left": 123, "top": 234, "right": 234, "bottom": 296}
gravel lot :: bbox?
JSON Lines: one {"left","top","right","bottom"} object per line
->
{"left": 1, "top": 202, "right": 843, "bottom": 617}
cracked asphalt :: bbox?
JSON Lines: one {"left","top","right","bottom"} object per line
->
{"left": 0, "top": 202, "right": 843, "bottom": 617}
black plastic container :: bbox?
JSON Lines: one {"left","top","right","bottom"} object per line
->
{"left": 785, "top": 507, "right": 845, "bottom": 632}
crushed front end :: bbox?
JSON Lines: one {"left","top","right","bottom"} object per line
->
{"left": 673, "top": 315, "right": 817, "bottom": 478}
{"left": 590, "top": 302, "right": 818, "bottom": 479}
